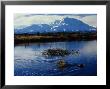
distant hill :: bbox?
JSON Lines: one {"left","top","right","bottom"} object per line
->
{"left": 15, "top": 17, "right": 96, "bottom": 34}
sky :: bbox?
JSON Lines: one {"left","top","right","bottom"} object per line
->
{"left": 14, "top": 14, "right": 97, "bottom": 29}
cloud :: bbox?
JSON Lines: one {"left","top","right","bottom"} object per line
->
{"left": 81, "top": 15, "right": 97, "bottom": 27}
{"left": 14, "top": 14, "right": 97, "bottom": 29}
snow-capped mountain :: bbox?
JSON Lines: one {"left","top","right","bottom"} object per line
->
{"left": 14, "top": 17, "right": 96, "bottom": 34}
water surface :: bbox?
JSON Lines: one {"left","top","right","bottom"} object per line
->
{"left": 14, "top": 40, "right": 97, "bottom": 76}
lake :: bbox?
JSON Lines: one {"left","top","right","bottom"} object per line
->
{"left": 14, "top": 40, "right": 97, "bottom": 76}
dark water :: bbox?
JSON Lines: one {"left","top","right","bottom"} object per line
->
{"left": 14, "top": 40, "right": 97, "bottom": 76}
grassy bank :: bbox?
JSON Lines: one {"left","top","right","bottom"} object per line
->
{"left": 14, "top": 32, "right": 97, "bottom": 44}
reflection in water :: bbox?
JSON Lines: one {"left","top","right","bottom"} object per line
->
{"left": 14, "top": 40, "right": 97, "bottom": 76}
{"left": 57, "top": 59, "right": 67, "bottom": 70}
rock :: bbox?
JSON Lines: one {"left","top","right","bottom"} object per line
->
{"left": 77, "top": 64, "right": 85, "bottom": 68}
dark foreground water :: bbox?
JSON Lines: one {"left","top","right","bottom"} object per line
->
{"left": 14, "top": 40, "right": 97, "bottom": 76}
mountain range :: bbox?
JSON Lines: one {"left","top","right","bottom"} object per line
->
{"left": 14, "top": 17, "right": 96, "bottom": 34}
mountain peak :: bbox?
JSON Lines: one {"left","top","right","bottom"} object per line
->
{"left": 15, "top": 17, "right": 96, "bottom": 34}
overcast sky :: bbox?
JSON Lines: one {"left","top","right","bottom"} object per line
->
{"left": 14, "top": 14, "right": 97, "bottom": 29}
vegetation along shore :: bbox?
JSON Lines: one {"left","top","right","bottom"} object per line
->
{"left": 14, "top": 32, "right": 97, "bottom": 44}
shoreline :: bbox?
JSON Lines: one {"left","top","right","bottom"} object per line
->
{"left": 14, "top": 32, "right": 97, "bottom": 44}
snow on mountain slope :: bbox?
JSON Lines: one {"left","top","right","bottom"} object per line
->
{"left": 15, "top": 17, "right": 96, "bottom": 34}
